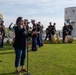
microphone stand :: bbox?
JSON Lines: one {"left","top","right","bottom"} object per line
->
{"left": 24, "top": 24, "right": 32, "bottom": 75}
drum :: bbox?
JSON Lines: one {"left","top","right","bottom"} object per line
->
{"left": 51, "top": 35, "right": 56, "bottom": 43}
{"left": 57, "top": 36, "right": 60, "bottom": 43}
{"left": 56, "top": 32, "right": 60, "bottom": 43}
{"left": 68, "top": 35, "right": 73, "bottom": 43}
{"left": 64, "top": 35, "right": 73, "bottom": 43}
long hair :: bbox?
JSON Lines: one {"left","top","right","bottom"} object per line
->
{"left": 16, "top": 17, "right": 23, "bottom": 26}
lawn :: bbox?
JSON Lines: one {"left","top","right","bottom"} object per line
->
{"left": 0, "top": 41, "right": 76, "bottom": 75}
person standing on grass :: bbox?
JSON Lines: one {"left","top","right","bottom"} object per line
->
{"left": 0, "top": 30, "right": 2, "bottom": 48}
{"left": 13, "top": 17, "right": 28, "bottom": 75}
{"left": 31, "top": 19, "right": 38, "bottom": 51}
{"left": 37, "top": 22, "right": 43, "bottom": 47}
{"left": 0, "top": 25, "right": 2, "bottom": 48}
{"left": 0, "top": 20, "right": 5, "bottom": 48}
{"left": 44, "top": 26, "right": 50, "bottom": 40}
{"left": 62, "top": 23, "right": 69, "bottom": 43}
{"left": 68, "top": 23, "right": 73, "bottom": 35}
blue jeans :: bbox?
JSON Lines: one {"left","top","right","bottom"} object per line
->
{"left": 14, "top": 48, "right": 26, "bottom": 68}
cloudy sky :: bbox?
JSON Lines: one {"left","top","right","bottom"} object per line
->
{"left": 0, "top": 0, "right": 76, "bottom": 30}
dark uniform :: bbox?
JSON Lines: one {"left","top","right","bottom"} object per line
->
{"left": 0, "top": 20, "right": 5, "bottom": 48}
{"left": 68, "top": 24, "right": 73, "bottom": 35}
{"left": 0, "top": 25, "right": 2, "bottom": 48}
{"left": 62, "top": 25, "right": 69, "bottom": 43}
{"left": 31, "top": 20, "right": 38, "bottom": 51}
{"left": 51, "top": 25, "right": 56, "bottom": 35}
{"left": 44, "top": 26, "right": 50, "bottom": 40}
{"left": 39, "top": 25, "right": 44, "bottom": 46}
{"left": 37, "top": 22, "right": 43, "bottom": 47}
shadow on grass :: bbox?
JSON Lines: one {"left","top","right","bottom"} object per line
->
{"left": 0, "top": 42, "right": 13, "bottom": 51}
{"left": 0, "top": 47, "right": 13, "bottom": 51}
{"left": 43, "top": 41, "right": 76, "bottom": 44}
{"left": 0, "top": 52, "right": 14, "bottom": 55}
{"left": 0, "top": 60, "right": 2, "bottom": 62}
{"left": 0, "top": 72, "right": 15, "bottom": 75}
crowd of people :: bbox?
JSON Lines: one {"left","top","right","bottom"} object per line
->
{"left": 44, "top": 22, "right": 56, "bottom": 41}
{"left": 0, "top": 18, "right": 74, "bottom": 48}
{"left": 0, "top": 17, "right": 44, "bottom": 74}
{"left": 13, "top": 17, "right": 44, "bottom": 74}
{"left": 0, "top": 17, "right": 74, "bottom": 74}
{"left": 44, "top": 21, "right": 73, "bottom": 43}
{"left": 8, "top": 18, "right": 44, "bottom": 51}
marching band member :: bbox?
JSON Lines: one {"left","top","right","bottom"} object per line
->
{"left": 31, "top": 19, "right": 38, "bottom": 51}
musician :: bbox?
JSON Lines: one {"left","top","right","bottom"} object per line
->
{"left": 44, "top": 26, "right": 50, "bottom": 40}
{"left": 31, "top": 19, "right": 38, "bottom": 51}
{"left": 44, "top": 22, "right": 52, "bottom": 41}
{"left": 49, "top": 22, "right": 52, "bottom": 41}
{"left": 0, "top": 25, "right": 2, "bottom": 48}
{"left": 62, "top": 23, "right": 69, "bottom": 43}
{"left": 37, "top": 22, "right": 43, "bottom": 47}
{"left": 51, "top": 23, "right": 56, "bottom": 35}
{"left": 24, "top": 19, "right": 31, "bottom": 37}
{"left": 0, "top": 19, "right": 5, "bottom": 48}
{"left": 40, "top": 23, "right": 44, "bottom": 46}
{"left": 68, "top": 23, "right": 73, "bottom": 35}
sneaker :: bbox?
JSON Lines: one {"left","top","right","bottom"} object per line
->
{"left": 16, "top": 70, "right": 21, "bottom": 75}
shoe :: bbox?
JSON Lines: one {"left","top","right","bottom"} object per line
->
{"left": 21, "top": 69, "right": 29, "bottom": 72}
{"left": 16, "top": 70, "right": 21, "bottom": 75}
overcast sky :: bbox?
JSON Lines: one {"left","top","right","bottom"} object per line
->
{"left": 0, "top": 0, "right": 76, "bottom": 30}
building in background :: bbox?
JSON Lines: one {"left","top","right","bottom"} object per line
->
{"left": 0, "top": 12, "right": 4, "bottom": 20}
{"left": 65, "top": 7, "right": 76, "bottom": 37}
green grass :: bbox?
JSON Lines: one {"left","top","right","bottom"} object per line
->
{"left": 0, "top": 41, "right": 76, "bottom": 75}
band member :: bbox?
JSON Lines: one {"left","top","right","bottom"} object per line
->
{"left": 45, "top": 22, "right": 52, "bottom": 41}
{"left": 31, "top": 19, "right": 38, "bottom": 51}
{"left": 62, "top": 23, "right": 69, "bottom": 43}
{"left": 68, "top": 23, "right": 73, "bottom": 35}
{"left": 0, "top": 19, "right": 5, "bottom": 48}
{"left": 51, "top": 23, "right": 56, "bottom": 35}
{"left": 49, "top": 22, "right": 52, "bottom": 41}
{"left": 37, "top": 22, "right": 43, "bottom": 47}
{"left": 0, "top": 19, "right": 3, "bottom": 62}
{"left": 40, "top": 23, "right": 44, "bottom": 46}
{"left": 44, "top": 26, "right": 50, "bottom": 40}
{"left": 0, "top": 25, "right": 2, "bottom": 48}
{"left": 24, "top": 19, "right": 31, "bottom": 37}
{"left": 50, "top": 23, "right": 56, "bottom": 43}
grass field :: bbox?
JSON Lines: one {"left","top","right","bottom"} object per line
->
{"left": 0, "top": 41, "right": 76, "bottom": 75}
